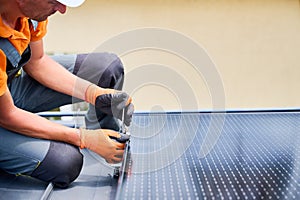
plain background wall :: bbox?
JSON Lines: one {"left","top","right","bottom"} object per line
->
{"left": 44, "top": 0, "right": 300, "bottom": 112}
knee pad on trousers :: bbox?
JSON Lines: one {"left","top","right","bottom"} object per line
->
{"left": 31, "top": 141, "right": 83, "bottom": 188}
{"left": 74, "top": 53, "right": 124, "bottom": 90}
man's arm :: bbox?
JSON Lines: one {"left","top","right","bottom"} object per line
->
{"left": 25, "top": 40, "right": 133, "bottom": 125}
{"left": 0, "top": 87, "right": 81, "bottom": 146}
{"left": 0, "top": 88, "right": 125, "bottom": 163}
{"left": 24, "top": 40, "right": 92, "bottom": 100}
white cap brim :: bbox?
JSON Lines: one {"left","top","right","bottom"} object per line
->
{"left": 56, "top": 0, "right": 85, "bottom": 7}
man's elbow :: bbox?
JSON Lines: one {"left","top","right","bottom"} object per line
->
{"left": 0, "top": 106, "right": 18, "bottom": 128}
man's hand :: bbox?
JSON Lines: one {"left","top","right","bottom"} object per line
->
{"left": 95, "top": 92, "right": 134, "bottom": 126}
{"left": 79, "top": 128, "right": 125, "bottom": 163}
{"left": 85, "top": 84, "right": 134, "bottom": 126}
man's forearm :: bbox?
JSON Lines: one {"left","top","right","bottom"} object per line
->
{"left": 0, "top": 89, "right": 80, "bottom": 146}
{"left": 24, "top": 54, "right": 91, "bottom": 100}
{"left": 1, "top": 105, "right": 81, "bottom": 146}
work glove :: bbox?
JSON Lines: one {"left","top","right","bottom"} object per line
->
{"left": 85, "top": 84, "right": 134, "bottom": 126}
{"left": 79, "top": 128, "right": 125, "bottom": 163}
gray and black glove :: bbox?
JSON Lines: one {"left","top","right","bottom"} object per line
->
{"left": 95, "top": 92, "right": 134, "bottom": 126}
{"left": 85, "top": 84, "right": 134, "bottom": 126}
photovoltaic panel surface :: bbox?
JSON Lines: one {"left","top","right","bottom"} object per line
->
{"left": 117, "top": 112, "right": 300, "bottom": 199}
{"left": 0, "top": 111, "right": 300, "bottom": 200}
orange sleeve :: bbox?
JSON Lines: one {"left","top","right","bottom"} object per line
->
{"left": 30, "top": 20, "right": 48, "bottom": 42}
{"left": 0, "top": 50, "right": 7, "bottom": 96}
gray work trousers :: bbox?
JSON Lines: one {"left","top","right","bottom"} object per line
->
{"left": 0, "top": 53, "right": 124, "bottom": 188}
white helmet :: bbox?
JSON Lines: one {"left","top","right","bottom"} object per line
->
{"left": 56, "top": 0, "right": 85, "bottom": 7}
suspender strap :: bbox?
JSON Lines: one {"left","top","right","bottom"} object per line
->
{"left": 0, "top": 38, "right": 22, "bottom": 68}
{"left": 0, "top": 37, "right": 31, "bottom": 83}
{"left": 0, "top": 18, "right": 36, "bottom": 83}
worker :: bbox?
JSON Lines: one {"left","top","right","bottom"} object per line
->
{"left": 0, "top": 0, "right": 134, "bottom": 188}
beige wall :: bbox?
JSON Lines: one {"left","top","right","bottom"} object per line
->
{"left": 44, "top": 0, "right": 300, "bottom": 111}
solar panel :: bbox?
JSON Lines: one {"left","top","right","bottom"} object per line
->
{"left": 116, "top": 112, "right": 300, "bottom": 199}
{"left": 1, "top": 111, "right": 299, "bottom": 199}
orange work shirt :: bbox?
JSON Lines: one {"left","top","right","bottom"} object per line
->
{"left": 0, "top": 17, "right": 48, "bottom": 96}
